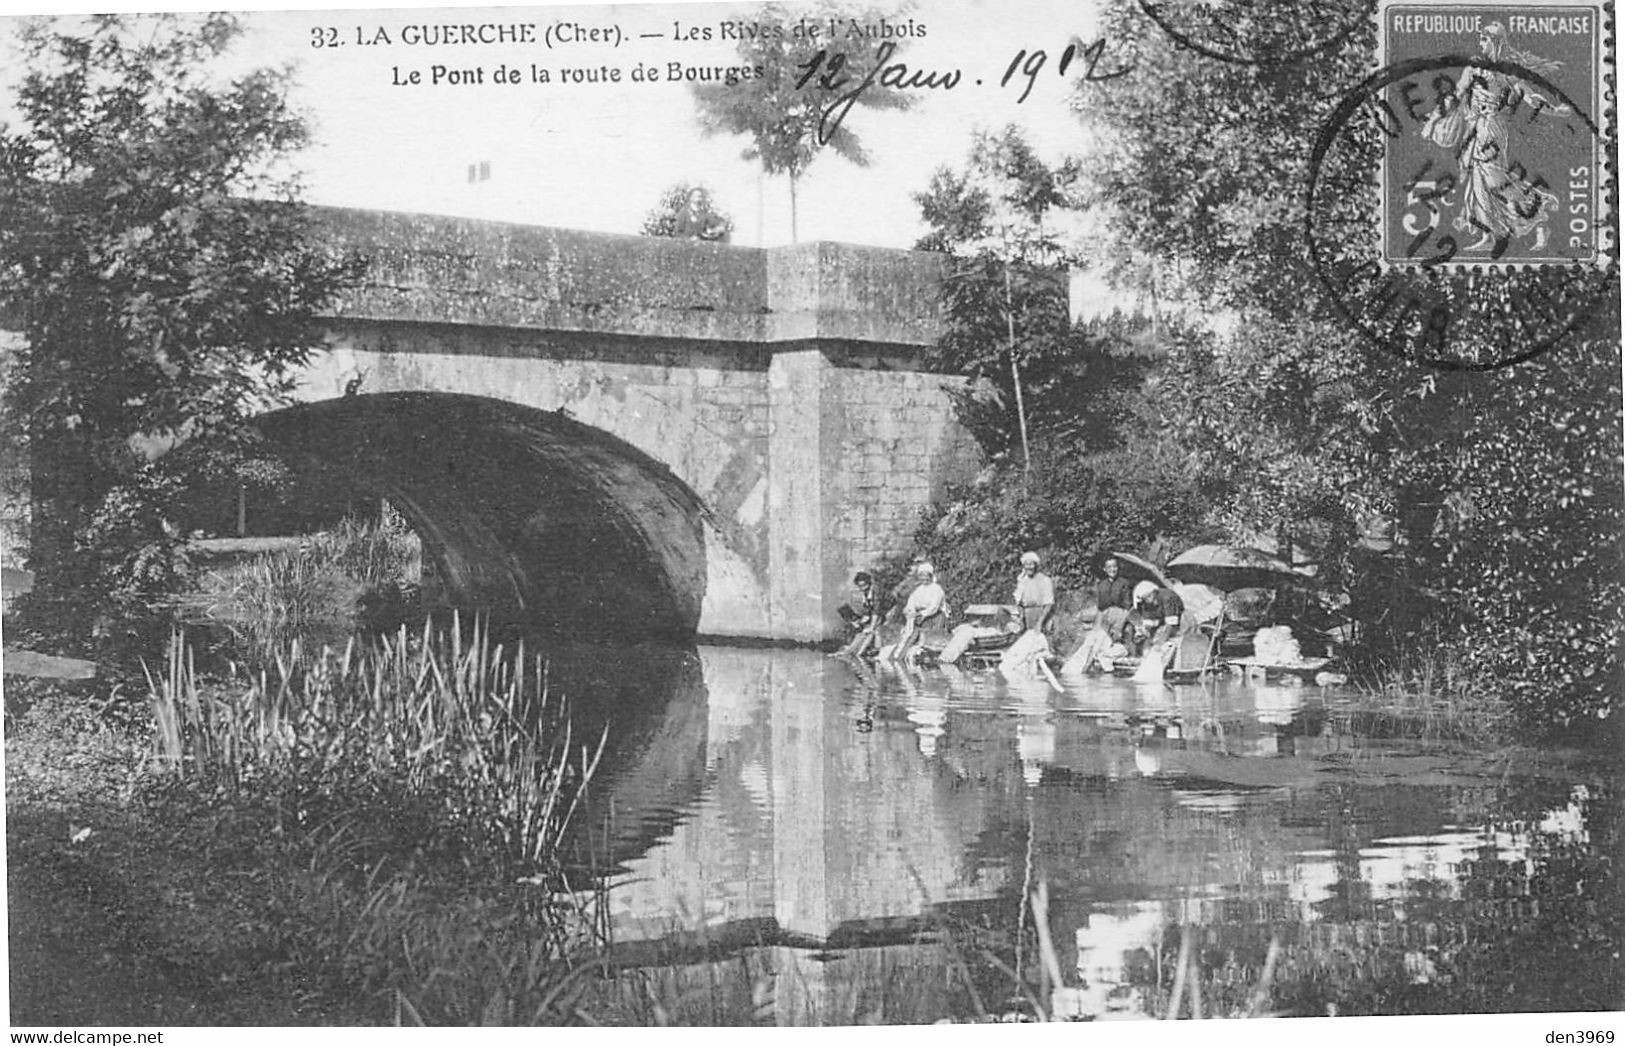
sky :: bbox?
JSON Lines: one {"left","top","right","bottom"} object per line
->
{"left": 0, "top": 0, "right": 1107, "bottom": 250}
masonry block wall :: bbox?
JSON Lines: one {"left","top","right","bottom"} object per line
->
{"left": 295, "top": 209, "right": 980, "bottom": 641}
{"left": 825, "top": 363, "right": 982, "bottom": 576}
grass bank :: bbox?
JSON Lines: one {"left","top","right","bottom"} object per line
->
{"left": 6, "top": 620, "right": 609, "bottom": 1026}
{"left": 183, "top": 512, "right": 424, "bottom": 659}
{"left": 1342, "top": 639, "right": 1518, "bottom": 745}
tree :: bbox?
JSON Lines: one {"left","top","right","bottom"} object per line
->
{"left": 690, "top": 4, "right": 916, "bottom": 241}
{"left": 914, "top": 126, "right": 1151, "bottom": 465}
{"left": 1074, "top": 1, "right": 1623, "bottom": 730}
{"left": 640, "top": 182, "right": 734, "bottom": 242}
{"left": 907, "top": 125, "right": 1216, "bottom": 608}
{"left": 0, "top": 14, "right": 358, "bottom": 657}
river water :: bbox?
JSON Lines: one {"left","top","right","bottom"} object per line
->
{"left": 555, "top": 643, "right": 1620, "bottom": 1025}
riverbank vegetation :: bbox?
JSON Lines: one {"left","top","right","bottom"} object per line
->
{"left": 2, "top": 5, "right": 1619, "bottom": 1028}
{"left": 900, "top": 2, "right": 1621, "bottom": 743}
{"left": 7, "top": 617, "right": 608, "bottom": 1025}
{"left": 0, "top": 13, "right": 362, "bottom": 669}
{"left": 186, "top": 510, "right": 423, "bottom": 659}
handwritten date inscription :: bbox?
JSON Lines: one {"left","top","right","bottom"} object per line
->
{"left": 794, "top": 38, "right": 1131, "bottom": 145}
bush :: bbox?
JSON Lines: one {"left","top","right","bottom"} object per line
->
{"left": 910, "top": 434, "right": 1221, "bottom": 606}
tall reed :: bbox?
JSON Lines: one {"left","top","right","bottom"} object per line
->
{"left": 138, "top": 610, "right": 623, "bottom": 1024}
{"left": 193, "top": 511, "right": 424, "bottom": 664}
{"left": 307, "top": 508, "right": 422, "bottom": 590}
{"left": 1353, "top": 635, "right": 1514, "bottom": 744}
{"left": 145, "top": 614, "right": 601, "bottom": 873}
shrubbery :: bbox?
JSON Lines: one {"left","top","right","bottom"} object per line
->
{"left": 0, "top": 14, "right": 359, "bottom": 666}
{"left": 911, "top": 437, "right": 1219, "bottom": 606}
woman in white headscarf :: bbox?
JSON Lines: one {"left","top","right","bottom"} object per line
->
{"left": 888, "top": 562, "right": 948, "bottom": 662}
{"left": 1132, "top": 580, "right": 1186, "bottom": 649}
{"left": 1012, "top": 551, "right": 1056, "bottom": 633}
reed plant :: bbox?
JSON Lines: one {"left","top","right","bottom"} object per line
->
{"left": 193, "top": 510, "right": 423, "bottom": 664}
{"left": 146, "top": 614, "right": 600, "bottom": 870}
{"left": 1352, "top": 636, "right": 1515, "bottom": 744}
{"left": 305, "top": 507, "right": 422, "bottom": 590}
{"left": 143, "top": 615, "right": 611, "bottom": 1023}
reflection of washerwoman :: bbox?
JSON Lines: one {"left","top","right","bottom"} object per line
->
{"left": 1421, "top": 23, "right": 1567, "bottom": 251}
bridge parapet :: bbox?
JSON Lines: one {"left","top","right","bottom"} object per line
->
{"left": 314, "top": 207, "right": 948, "bottom": 352}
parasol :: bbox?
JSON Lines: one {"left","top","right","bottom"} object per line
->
{"left": 1110, "top": 551, "right": 1172, "bottom": 589}
{"left": 1166, "top": 545, "right": 1298, "bottom": 590}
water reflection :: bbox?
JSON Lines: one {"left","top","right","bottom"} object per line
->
{"left": 573, "top": 646, "right": 1618, "bottom": 1025}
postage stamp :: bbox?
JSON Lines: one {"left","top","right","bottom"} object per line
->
{"left": 1375, "top": 0, "right": 1610, "bottom": 266}
{"left": 1306, "top": 46, "right": 1617, "bottom": 367}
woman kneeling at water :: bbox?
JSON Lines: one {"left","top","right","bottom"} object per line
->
{"left": 884, "top": 562, "right": 949, "bottom": 663}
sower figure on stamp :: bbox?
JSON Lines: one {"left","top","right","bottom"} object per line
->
{"left": 1421, "top": 22, "right": 1566, "bottom": 252}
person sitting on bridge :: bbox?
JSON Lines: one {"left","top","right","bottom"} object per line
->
{"left": 1012, "top": 551, "right": 1055, "bottom": 633}
{"left": 673, "top": 187, "right": 730, "bottom": 242}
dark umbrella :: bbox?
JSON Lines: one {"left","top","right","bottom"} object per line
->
{"left": 1166, "top": 545, "right": 1298, "bottom": 590}
{"left": 1111, "top": 551, "right": 1172, "bottom": 589}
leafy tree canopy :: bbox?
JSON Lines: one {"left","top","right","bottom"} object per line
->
{"left": 913, "top": 125, "right": 1154, "bottom": 457}
{"left": 1070, "top": 0, "right": 1622, "bottom": 728}
{"left": 0, "top": 13, "right": 359, "bottom": 656}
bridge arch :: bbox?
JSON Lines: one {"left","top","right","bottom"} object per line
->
{"left": 291, "top": 210, "right": 981, "bottom": 641}
{"left": 1, "top": 210, "right": 983, "bottom": 641}
{"left": 258, "top": 392, "right": 711, "bottom": 638}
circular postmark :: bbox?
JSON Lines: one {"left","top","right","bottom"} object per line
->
{"left": 1306, "top": 56, "right": 1616, "bottom": 370}
{"left": 1136, "top": 0, "right": 1376, "bottom": 67}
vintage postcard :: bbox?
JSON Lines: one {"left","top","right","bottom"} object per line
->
{"left": 1, "top": 0, "right": 1620, "bottom": 1035}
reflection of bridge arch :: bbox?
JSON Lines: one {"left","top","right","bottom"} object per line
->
{"left": 259, "top": 392, "right": 713, "bottom": 637}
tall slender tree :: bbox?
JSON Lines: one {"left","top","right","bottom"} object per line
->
{"left": 690, "top": 4, "right": 916, "bottom": 241}
{"left": 913, "top": 126, "right": 1093, "bottom": 469}
{"left": 0, "top": 14, "right": 358, "bottom": 655}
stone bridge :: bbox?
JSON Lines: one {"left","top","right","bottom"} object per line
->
{"left": 271, "top": 208, "right": 978, "bottom": 643}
